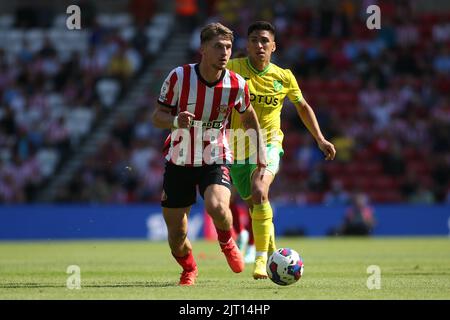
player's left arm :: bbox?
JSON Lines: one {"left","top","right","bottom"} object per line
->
{"left": 294, "top": 99, "right": 336, "bottom": 161}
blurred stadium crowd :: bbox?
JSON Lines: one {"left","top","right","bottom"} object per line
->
{"left": 0, "top": 0, "right": 449, "bottom": 205}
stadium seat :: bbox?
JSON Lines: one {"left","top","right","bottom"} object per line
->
{"left": 366, "top": 163, "right": 384, "bottom": 175}
{"left": 36, "top": 149, "right": 60, "bottom": 178}
{"left": 120, "top": 26, "right": 136, "bottom": 41}
{"left": 372, "top": 176, "right": 398, "bottom": 191}
{"left": 5, "top": 30, "right": 24, "bottom": 53}
{"left": 52, "top": 14, "right": 67, "bottom": 28}
{"left": 402, "top": 148, "right": 420, "bottom": 161}
{"left": 407, "top": 161, "right": 431, "bottom": 175}
{"left": 349, "top": 162, "right": 383, "bottom": 176}
{"left": 96, "top": 78, "right": 121, "bottom": 108}
{"left": 350, "top": 176, "right": 373, "bottom": 190}
{"left": 65, "top": 108, "right": 94, "bottom": 145}
{"left": 0, "top": 14, "right": 14, "bottom": 28}
{"left": 323, "top": 163, "right": 347, "bottom": 176}
{"left": 419, "top": 13, "right": 439, "bottom": 25}
{"left": 307, "top": 192, "right": 323, "bottom": 204}
{"left": 151, "top": 13, "right": 174, "bottom": 29}
{"left": 25, "top": 29, "right": 45, "bottom": 53}
{"left": 0, "top": 149, "right": 11, "bottom": 163}
{"left": 97, "top": 13, "right": 132, "bottom": 28}
{"left": 435, "top": 76, "right": 450, "bottom": 93}
{"left": 353, "top": 149, "right": 374, "bottom": 162}
{"left": 327, "top": 80, "right": 346, "bottom": 92}
{"left": 369, "top": 190, "right": 403, "bottom": 203}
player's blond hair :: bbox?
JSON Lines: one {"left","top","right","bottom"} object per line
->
{"left": 200, "top": 23, "right": 234, "bottom": 44}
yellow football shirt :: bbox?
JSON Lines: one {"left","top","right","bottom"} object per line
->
{"left": 227, "top": 57, "right": 304, "bottom": 160}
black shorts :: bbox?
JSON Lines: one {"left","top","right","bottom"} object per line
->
{"left": 161, "top": 162, "right": 232, "bottom": 208}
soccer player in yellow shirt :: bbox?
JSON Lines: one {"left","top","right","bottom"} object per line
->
{"left": 227, "top": 21, "right": 336, "bottom": 279}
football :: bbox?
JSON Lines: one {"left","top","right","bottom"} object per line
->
{"left": 267, "top": 248, "right": 304, "bottom": 286}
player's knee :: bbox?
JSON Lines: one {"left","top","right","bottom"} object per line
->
{"left": 252, "top": 186, "right": 268, "bottom": 204}
{"left": 207, "top": 202, "right": 229, "bottom": 218}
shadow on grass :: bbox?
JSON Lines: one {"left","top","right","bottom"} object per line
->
{"left": 199, "top": 279, "right": 279, "bottom": 289}
{"left": 0, "top": 281, "right": 176, "bottom": 288}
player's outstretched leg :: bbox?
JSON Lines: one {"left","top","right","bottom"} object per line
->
{"left": 205, "top": 184, "right": 244, "bottom": 273}
{"left": 219, "top": 235, "right": 245, "bottom": 273}
{"left": 163, "top": 207, "right": 198, "bottom": 286}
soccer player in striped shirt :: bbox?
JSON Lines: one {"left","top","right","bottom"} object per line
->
{"left": 151, "top": 23, "right": 266, "bottom": 286}
{"left": 228, "top": 21, "right": 336, "bottom": 279}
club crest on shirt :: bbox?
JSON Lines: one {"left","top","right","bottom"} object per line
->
{"left": 161, "top": 190, "right": 167, "bottom": 201}
{"left": 218, "top": 104, "right": 229, "bottom": 114}
{"left": 273, "top": 80, "right": 283, "bottom": 92}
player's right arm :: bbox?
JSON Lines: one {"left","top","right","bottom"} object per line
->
{"left": 151, "top": 104, "right": 194, "bottom": 129}
{"left": 151, "top": 67, "right": 194, "bottom": 129}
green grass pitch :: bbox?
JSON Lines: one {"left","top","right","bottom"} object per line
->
{"left": 0, "top": 237, "right": 449, "bottom": 300}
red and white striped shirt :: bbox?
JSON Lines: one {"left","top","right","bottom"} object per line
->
{"left": 158, "top": 63, "right": 250, "bottom": 166}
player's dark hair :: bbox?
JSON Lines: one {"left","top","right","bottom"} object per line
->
{"left": 200, "top": 23, "right": 234, "bottom": 44}
{"left": 247, "top": 21, "right": 276, "bottom": 38}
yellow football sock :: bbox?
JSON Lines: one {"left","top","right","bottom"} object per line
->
{"left": 251, "top": 202, "right": 273, "bottom": 255}
{"left": 269, "top": 222, "right": 277, "bottom": 254}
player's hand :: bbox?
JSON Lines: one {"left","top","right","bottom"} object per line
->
{"left": 177, "top": 111, "right": 195, "bottom": 128}
{"left": 317, "top": 139, "right": 336, "bottom": 161}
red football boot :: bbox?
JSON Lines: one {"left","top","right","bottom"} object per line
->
{"left": 179, "top": 266, "right": 198, "bottom": 286}
{"left": 220, "top": 238, "right": 245, "bottom": 273}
